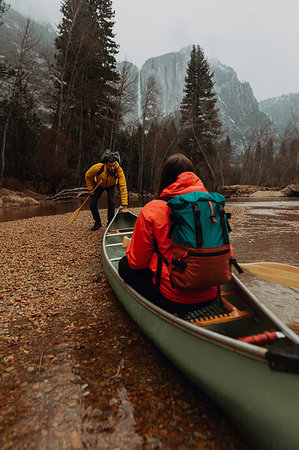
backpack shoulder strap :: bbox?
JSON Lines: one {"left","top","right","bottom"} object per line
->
{"left": 216, "top": 202, "right": 230, "bottom": 244}
{"left": 192, "top": 202, "right": 203, "bottom": 247}
{"left": 153, "top": 239, "right": 175, "bottom": 291}
{"left": 156, "top": 197, "right": 181, "bottom": 239}
{"left": 96, "top": 164, "right": 105, "bottom": 177}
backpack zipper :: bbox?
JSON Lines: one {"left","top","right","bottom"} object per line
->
{"left": 187, "top": 248, "right": 230, "bottom": 257}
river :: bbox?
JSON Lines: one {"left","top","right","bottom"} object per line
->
{"left": 225, "top": 198, "right": 298, "bottom": 331}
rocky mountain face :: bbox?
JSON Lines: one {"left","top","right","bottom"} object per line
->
{"left": 121, "top": 47, "right": 271, "bottom": 156}
{"left": 259, "top": 93, "right": 299, "bottom": 135}
{"left": 209, "top": 58, "right": 269, "bottom": 150}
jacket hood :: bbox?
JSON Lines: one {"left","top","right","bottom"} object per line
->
{"left": 160, "top": 172, "right": 207, "bottom": 197}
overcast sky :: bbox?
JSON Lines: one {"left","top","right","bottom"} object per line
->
{"left": 9, "top": 0, "right": 299, "bottom": 101}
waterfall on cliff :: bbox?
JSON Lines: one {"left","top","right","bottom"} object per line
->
{"left": 137, "top": 69, "right": 141, "bottom": 121}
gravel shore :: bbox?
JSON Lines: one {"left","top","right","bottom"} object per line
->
{"left": 0, "top": 207, "right": 254, "bottom": 449}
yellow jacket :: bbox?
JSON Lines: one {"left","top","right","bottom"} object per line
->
{"left": 85, "top": 162, "right": 128, "bottom": 206}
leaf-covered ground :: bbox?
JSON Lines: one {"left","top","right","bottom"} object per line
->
{"left": 0, "top": 207, "right": 263, "bottom": 449}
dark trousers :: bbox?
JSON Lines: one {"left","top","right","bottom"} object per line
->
{"left": 89, "top": 184, "right": 116, "bottom": 225}
{"left": 118, "top": 256, "right": 159, "bottom": 302}
{"left": 118, "top": 256, "right": 214, "bottom": 314}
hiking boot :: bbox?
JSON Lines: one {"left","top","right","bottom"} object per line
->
{"left": 91, "top": 222, "right": 102, "bottom": 231}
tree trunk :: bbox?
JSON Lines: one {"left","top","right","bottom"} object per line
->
{"left": 0, "top": 120, "right": 9, "bottom": 187}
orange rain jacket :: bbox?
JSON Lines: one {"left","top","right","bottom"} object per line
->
{"left": 126, "top": 172, "right": 218, "bottom": 303}
{"left": 85, "top": 162, "right": 128, "bottom": 206}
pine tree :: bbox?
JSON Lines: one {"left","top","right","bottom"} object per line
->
{"left": 180, "top": 45, "right": 222, "bottom": 184}
{"left": 54, "top": 0, "right": 119, "bottom": 184}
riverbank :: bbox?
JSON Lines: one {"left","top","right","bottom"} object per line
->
{"left": 1, "top": 208, "right": 249, "bottom": 449}
{"left": 1, "top": 181, "right": 298, "bottom": 209}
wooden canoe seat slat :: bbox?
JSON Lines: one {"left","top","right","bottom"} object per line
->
{"left": 108, "top": 227, "right": 134, "bottom": 234}
{"left": 220, "top": 290, "right": 237, "bottom": 296}
{"left": 181, "top": 296, "right": 253, "bottom": 327}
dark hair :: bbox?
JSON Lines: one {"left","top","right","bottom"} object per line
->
{"left": 156, "top": 153, "right": 194, "bottom": 196}
{"left": 105, "top": 155, "right": 116, "bottom": 163}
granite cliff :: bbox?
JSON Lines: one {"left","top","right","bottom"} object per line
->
{"left": 118, "top": 47, "right": 271, "bottom": 156}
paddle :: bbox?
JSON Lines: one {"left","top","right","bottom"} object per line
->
{"left": 68, "top": 180, "right": 103, "bottom": 225}
{"left": 239, "top": 262, "right": 299, "bottom": 289}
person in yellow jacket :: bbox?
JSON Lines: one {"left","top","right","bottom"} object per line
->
{"left": 85, "top": 155, "right": 128, "bottom": 230}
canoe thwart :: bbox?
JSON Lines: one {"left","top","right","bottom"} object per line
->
{"left": 179, "top": 296, "right": 253, "bottom": 327}
{"left": 266, "top": 344, "right": 299, "bottom": 373}
{"left": 107, "top": 231, "right": 134, "bottom": 238}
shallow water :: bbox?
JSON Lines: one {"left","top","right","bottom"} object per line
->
{"left": 227, "top": 199, "right": 299, "bottom": 329}
{"left": 0, "top": 196, "right": 145, "bottom": 223}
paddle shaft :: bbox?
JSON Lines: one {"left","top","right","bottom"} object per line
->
{"left": 69, "top": 179, "right": 103, "bottom": 225}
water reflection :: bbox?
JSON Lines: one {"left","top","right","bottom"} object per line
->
{"left": 94, "top": 387, "right": 143, "bottom": 448}
{"left": 229, "top": 200, "right": 299, "bottom": 329}
{"left": 1, "top": 196, "right": 298, "bottom": 223}
{"left": 0, "top": 196, "right": 144, "bottom": 223}
{"left": 0, "top": 199, "right": 85, "bottom": 222}
{"left": 248, "top": 208, "right": 299, "bottom": 218}
{"left": 229, "top": 199, "right": 299, "bottom": 208}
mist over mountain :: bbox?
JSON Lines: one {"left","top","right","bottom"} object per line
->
{"left": 259, "top": 94, "right": 299, "bottom": 135}
{"left": 1, "top": 8, "right": 298, "bottom": 159}
{"left": 0, "top": 8, "right": 56, "bottom": 123}
{"left": 0, "top": 8, "right": 56, "bottom": 66}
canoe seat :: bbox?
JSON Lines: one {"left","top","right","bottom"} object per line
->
{"left": 180, "top": 295, "right": 253, "bottom": 327}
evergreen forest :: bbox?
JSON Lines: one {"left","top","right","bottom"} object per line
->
{"left": 0, "top": 0, "right": 298, "bottom": 194}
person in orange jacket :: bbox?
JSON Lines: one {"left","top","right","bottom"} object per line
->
{"left": 118, "top": 153, "right": 218, "bottom": 314}
{"left": 85, "top": 156, "right": 128, "bottom": 230}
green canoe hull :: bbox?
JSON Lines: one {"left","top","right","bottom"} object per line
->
{"left": 103, "top": 210, "right": 299, "bottom": 450}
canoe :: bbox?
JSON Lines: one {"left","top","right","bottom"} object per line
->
{"left": 102, "top": 209, "right": 299, "bottom": 450}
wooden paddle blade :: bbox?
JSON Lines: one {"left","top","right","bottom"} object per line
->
{"left": 68, "top": 206, "right": 82, "bottom": 225}
{"left": 68, "top": 192, "right": 93, "bottom": 225}
{"left": 239, "top": 262, "right": 299, "bottom": 289}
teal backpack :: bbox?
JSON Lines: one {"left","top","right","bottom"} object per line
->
{"left": 157, "top": 191, "right": 242, "bottom": 291}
